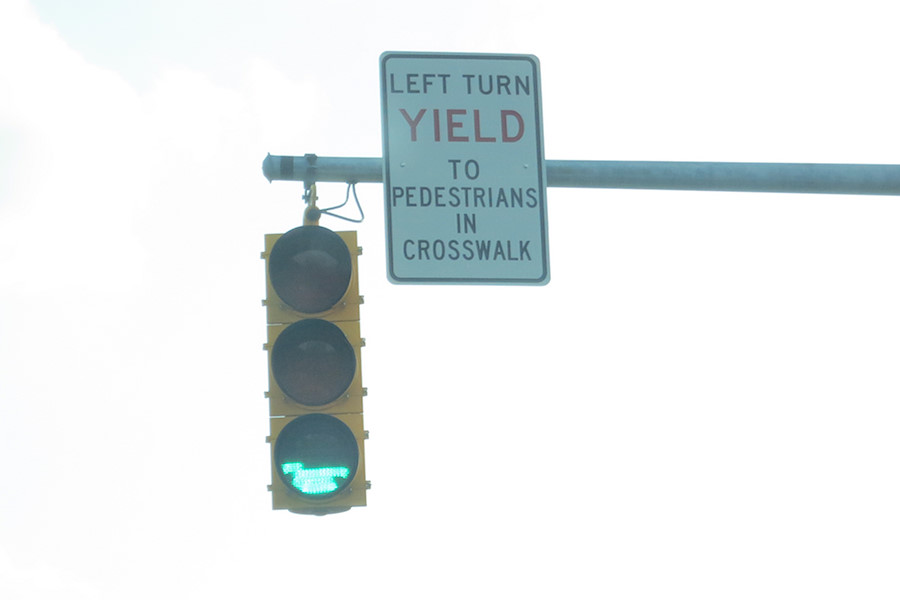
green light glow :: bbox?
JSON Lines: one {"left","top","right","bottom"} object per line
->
{"left": 281, "top": 462, "right": 351, "bottom": 495}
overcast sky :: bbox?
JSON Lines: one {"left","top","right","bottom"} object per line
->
{"left": 2, "top": 1, "right": 899, "bottom": 598}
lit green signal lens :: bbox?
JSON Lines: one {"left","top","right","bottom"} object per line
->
{"left": 274, "top": 414, "right": 359, "bottom": 499}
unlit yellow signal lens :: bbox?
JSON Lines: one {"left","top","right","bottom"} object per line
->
{"left": 271, "top": 319, "right": 356, "bottom": 407}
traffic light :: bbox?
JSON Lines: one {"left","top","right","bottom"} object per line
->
{"left": 262, "top": 225, "right": 368, "bottom": 515}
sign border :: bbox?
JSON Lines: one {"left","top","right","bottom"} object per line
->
{"left": 380, "top": 51, "right": 550, "bottom": 285}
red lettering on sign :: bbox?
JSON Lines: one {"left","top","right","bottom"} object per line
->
{"left": 399, "top": 108, "right": 427, "bottom": 142}
{"left": 501, "top": 110, "right": 524, "bottom": 142}
{"left": 447, "top": 109, "right": 468, "bottom": 142}
{"left": 433, "top": 109, "right": 441, "bottom": 142}
{"left": 400, "top": 108, "right": 526, "bottom": 143}
{"left": 474, "top": 110, "right": 497, "bottom": 143}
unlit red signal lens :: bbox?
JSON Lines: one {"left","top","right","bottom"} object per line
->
{"left": 269, "top": 226, "right": 352, "bottom": 315}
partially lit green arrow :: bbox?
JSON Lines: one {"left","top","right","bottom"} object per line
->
{"left": 281, "top": 462, "right": 351, "bottom": 495}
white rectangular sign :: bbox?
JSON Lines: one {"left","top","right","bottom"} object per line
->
{"left": 380, "top": 52, "right": 550, "bottom": 285}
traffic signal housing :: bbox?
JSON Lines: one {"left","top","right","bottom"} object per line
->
{"left": 263, "top": 226, "right": 367, "bottom": 515}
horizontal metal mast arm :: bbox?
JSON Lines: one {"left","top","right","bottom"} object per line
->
{"left": 263, "top": 154, "right": 385, "bottom": 185}
{"left": 262, "top": 154, "right": 900, "bottom": 196}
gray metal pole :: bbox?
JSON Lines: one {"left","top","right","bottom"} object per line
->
{"left": 262, "top": 154, "right": 900, "bottom": 196}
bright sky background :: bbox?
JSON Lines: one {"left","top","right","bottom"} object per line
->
{"left": 2, "top": 1, "right": 899, "bottom": 598}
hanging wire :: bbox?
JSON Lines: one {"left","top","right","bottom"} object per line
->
{"left": 317, "top": 182, "right": 365, "bottom": 223}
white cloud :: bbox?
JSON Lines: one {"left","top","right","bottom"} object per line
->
{"left": 242, "top": 58, "right": 325, "bottom": 153}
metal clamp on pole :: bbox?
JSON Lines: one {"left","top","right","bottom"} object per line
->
{"left": 302, "top": 183, "right": 320, "bottom": 226}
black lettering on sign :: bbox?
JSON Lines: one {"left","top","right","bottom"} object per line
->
{"left": 401, "top": 239, "right": 532, "bottom": 262}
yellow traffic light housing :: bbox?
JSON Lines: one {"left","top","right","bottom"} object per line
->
{"left": 263, "top": 225, "right": 367, "bottom": 515}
